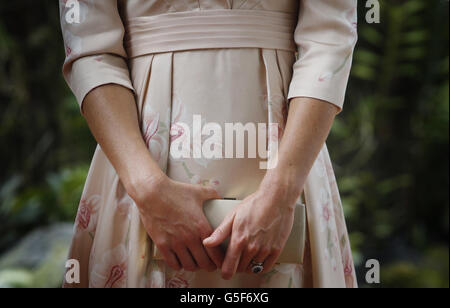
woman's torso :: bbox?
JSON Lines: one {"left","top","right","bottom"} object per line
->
{"left": 124, "top": 0, "right": 298, "bottom": 201}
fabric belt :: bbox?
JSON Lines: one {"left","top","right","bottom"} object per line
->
{"left": 124, "top": 9, "right": 297, "bottom": 58}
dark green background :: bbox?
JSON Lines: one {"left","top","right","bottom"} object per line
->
{"left": 0, "top": 0, "right": 448, "bottom": 288}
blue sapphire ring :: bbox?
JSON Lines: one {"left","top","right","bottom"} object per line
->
{"left": 250, "top": 260, "right": 264, "bottom": 274}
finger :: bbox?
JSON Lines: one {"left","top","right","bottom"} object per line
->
{"left": 260, "top": 252, "right": 279, "bottom": 274}
{"left": 204, "top": 246, "right": 225, "bottom": 269}
{"left": 221, "top": 236, "right": 244, "bottom": 280}
{"left": 247, "top": 247, "right": 271, "bottom": 274}
{"left": 160, "top": 249, "right": 182, "bottom": 271}
{"left": 173, "top": 246, "right": 198, "bottom": 272}
{"left": 198, "top": 185, "right": 222, "bottom": 201}
{"left": 198, "top": 221, "right": 225, "bottom": 268}
{"left": 237, "top": 244, "right": 259, "bottom": 273}
{"left": 203, "top": 212, "right": 235, "bottom": 247}
{"left": 188, "top": 240, "right": 217, "bottom": 272}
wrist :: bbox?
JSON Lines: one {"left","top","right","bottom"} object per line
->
{"left": 123, "top": 163, "right": 168, "bottom": 204}
{"left": 259, "top": 168, "right": 304, "bottom": 207}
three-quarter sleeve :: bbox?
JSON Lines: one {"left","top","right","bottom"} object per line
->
{"left": 287, "top": 0, "right": 358, "bottom": 111}
{"left": 59, "top": 0, "right": 135, "bottom": 113}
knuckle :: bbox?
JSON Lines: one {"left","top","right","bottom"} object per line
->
{"left": 247, "top": 243, "right": 259, "bottom": 254}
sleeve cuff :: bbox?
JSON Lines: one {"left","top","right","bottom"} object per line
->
{"left": 287, "top": 53, "right": 354, "bottom": 113}
{"left": 66, "top": 54, "right": 135, "bottom": 113}
{"left": 287, "top": 82, "right": 347, "bottom": 113}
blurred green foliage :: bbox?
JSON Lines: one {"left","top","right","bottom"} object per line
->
{"left": 0, "top": 0, "right": 448, "bottom": 288}
{"left": 328, "top": 0, "right": 449, "bottom": 287}
{"left": 0, "top": 0, "right": 95, "bottom": 256}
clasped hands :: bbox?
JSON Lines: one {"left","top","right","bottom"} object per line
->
{"left": 130, "top": 173, "right": 299, "bottom": 280}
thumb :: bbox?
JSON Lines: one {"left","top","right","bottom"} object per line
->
{"left": 203, "top": 212, "right": 234, "bottom": 247}
{"left": 199, "top": 186, "right": 222, "bottom": 201}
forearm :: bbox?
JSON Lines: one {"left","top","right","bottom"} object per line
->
{"left": 261, "top": 97, "right": 339, "bottom": 203}
{"left": 81, "top": 84, "right": 165, "bottom": 195}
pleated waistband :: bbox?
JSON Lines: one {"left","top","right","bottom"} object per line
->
{"left": 124, "top": 9, "right": 297, "bottom": 58}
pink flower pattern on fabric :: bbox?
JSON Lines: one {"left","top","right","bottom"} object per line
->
{"left": 142, "top": 107, "right": 168, "bottom": 166}
{"left": 90, "top": 244, "right": 128, "bottom": 288}
{"left": 166, "top": 270, "right": 195, "bottom": 288}
{"left": 75, "top": 194, "right": 101, "bottom": 234}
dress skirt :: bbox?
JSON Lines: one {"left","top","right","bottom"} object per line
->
{"left": 63, "top": 47, "right": 357, "bottom": 288}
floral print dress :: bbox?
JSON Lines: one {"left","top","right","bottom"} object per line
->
{"left": 60, "top": 0, "right": 358, "bottom": 288}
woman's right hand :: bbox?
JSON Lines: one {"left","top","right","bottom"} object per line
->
{"left": 128, "top": 173, "right": 224, "bottom": 272}
{"left": 80, "top": 84, "right": 223, "bottom": 272}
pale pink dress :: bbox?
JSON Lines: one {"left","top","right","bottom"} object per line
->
{"left": 60, "top": 0, "right": 358, "bottom": 288}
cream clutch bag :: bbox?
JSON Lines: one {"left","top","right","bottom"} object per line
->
{"left": 152, "top": 198, "right": 306, "bottom": 264}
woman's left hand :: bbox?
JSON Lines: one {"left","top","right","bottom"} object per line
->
{"left": 203, "top": 180, "right": 299, "bottom": 280}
